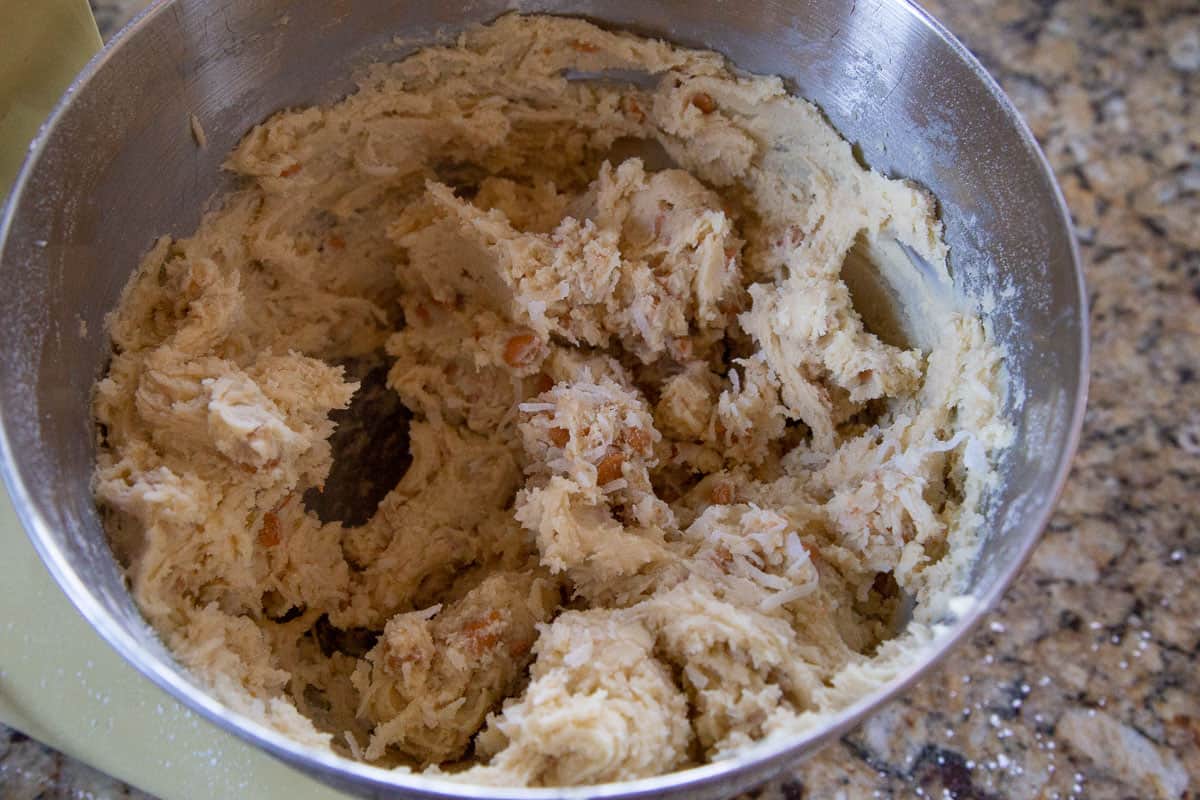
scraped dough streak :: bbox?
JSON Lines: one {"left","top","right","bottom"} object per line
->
{"left": 93, "top": 15, "right": 1010, "bottom": 787}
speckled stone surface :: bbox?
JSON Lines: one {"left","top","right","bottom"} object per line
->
{"left": 3, "top": 1, "right": 1197, "bottom": 798}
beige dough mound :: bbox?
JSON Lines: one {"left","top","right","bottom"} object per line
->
{"left": 93, "top": 14, "right": 1011, "bottom": 787}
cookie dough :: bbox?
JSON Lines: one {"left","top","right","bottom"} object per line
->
{"left": 93, "top": 14, "right": 1011, "bottom": 787}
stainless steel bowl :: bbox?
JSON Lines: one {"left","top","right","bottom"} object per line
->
{"left": 0, "top": 1, "right": 1087, "bottom": 797}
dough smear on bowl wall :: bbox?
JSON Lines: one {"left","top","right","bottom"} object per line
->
{"left": 91, "top": 14, "right": 1011, "bottom": 788}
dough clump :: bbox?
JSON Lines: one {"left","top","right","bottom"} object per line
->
{"left": 94, "top": 15, "right": 1010, "bottom": 787}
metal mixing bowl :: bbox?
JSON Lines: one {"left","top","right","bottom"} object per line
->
{"left": 0, "top": 1, "right": 1087, "bottom": 797}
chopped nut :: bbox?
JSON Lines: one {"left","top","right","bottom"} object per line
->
{"left": 259, "top": 511, "right": 281, "bottom": 547}
{"left": 503, "top": 332, "right": 540, "bottom": 368}
{"left": 691, "top": 93, "right": 717, "bottom": 114}
{"left": 711, "top": 545, "right": 733, "bottom": 572}
{"left": 596, "top": 452, "right": 625, "bottom": 485}
{"left": 669, "top": 337, "right": 693, "bottom": 360}
{"left": 461, "top": 611, "right": 504, "bottom": 656}
{"left": 549, "top": 427, "right": 570, "bottom": 447}
{"left": 623, "top": 427, "right": 652, "bottom": 453}
{"left": 385, "top": 649, "right": 424, "bottom": 670}
{"left": 710, "top": 481, "right": 735, "bottom": 505}
{"left": 621, "top": 95, "right": 646, "bottom": 123}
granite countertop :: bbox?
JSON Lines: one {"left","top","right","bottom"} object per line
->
{"left": 2, "top": 0, "right": 1197, "bottom": 798}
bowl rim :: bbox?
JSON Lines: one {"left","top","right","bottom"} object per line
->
{"left": 0, "top": 0, "right": 1088, "bottom": 797}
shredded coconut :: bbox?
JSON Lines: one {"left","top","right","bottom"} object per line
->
{"left": 93, "top": 14, "right": 1010, "bottom": 789}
